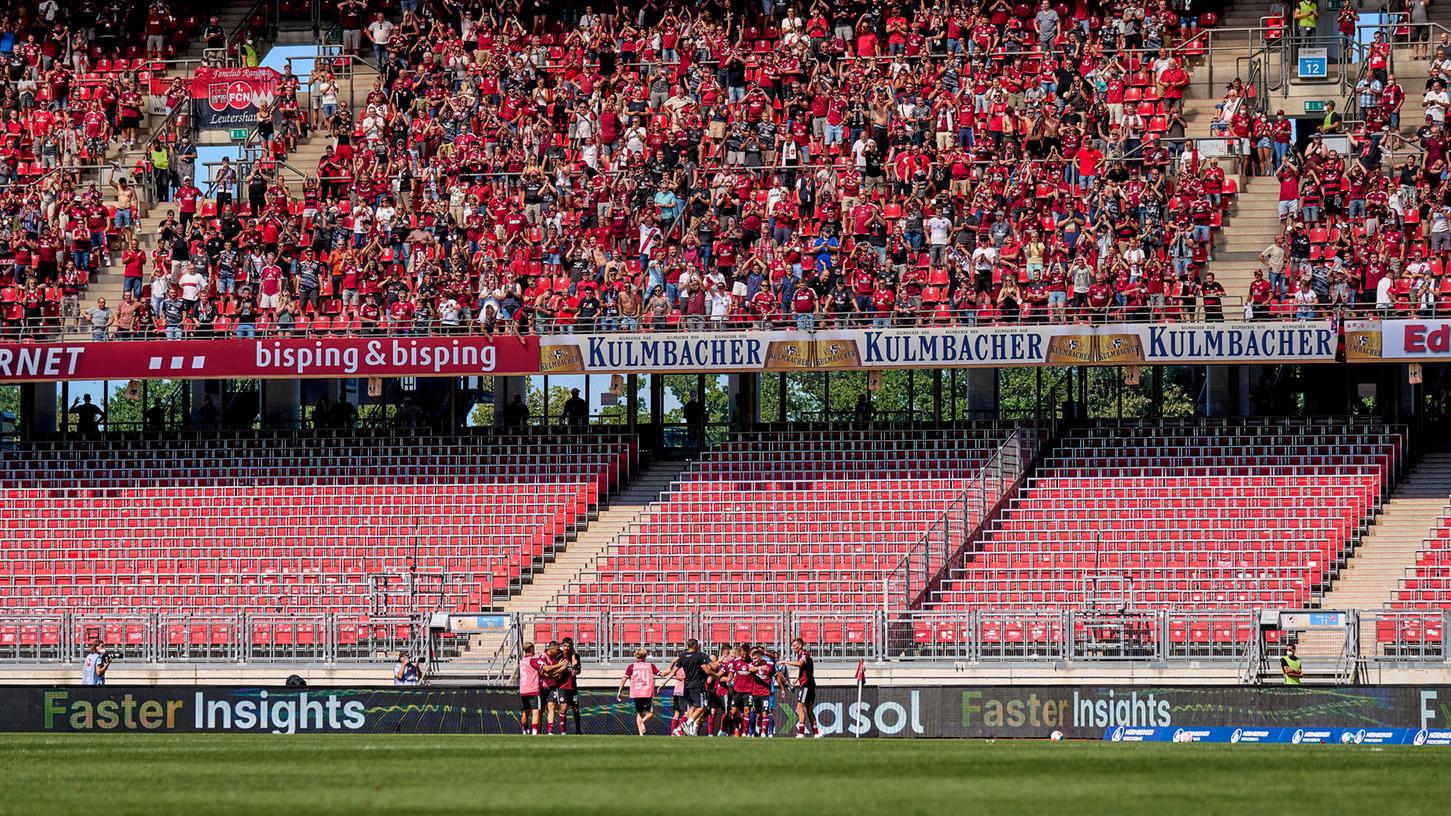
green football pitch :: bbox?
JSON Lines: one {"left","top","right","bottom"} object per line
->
{"left": 2, "top": 734, "right": 1448, "bottom": 815}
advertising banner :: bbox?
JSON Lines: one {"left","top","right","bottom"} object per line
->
{"left": 1345, "top": 319, "right": 1451, "bottom": 361}
{"left": 6, "top": 685, "right": 1451, "bottom": 738}
{"left": 1104, "top": 726, "right": 1451, "bottom": 745}
{"left": 539, "top": 322, "right": 1338, "bottom": 374}
{"left": 0, "top": 336, "right": 541, "bottom": 383}
{"left": 1110, "top": 321, "right": 1336, "bottom": 364}
{"left": 191, "top": 67, "right": 281, "bottom": 131}
{"left": 0, "top": 322, "right": 1343, "bottom": 383}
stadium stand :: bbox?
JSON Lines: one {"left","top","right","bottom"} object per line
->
{"left": 14, "top": 0, "right": 1451, "bottom": 341}
{"left": 556, "top": 424, "right": 1024, "bottom": 606}
{"left": 0, "top": 430, "right": 637, "bottom": 654}
{"left": 6, "top": 0, "right": 1451, "bottom": 683}
{"left": 535, "top": 423, "right": 1032, "bottom": 653}
{"left": 21, "top": 0, "right": 1298, "bottom": 341}
{"left": 932, "top": 419, "right": 1403, "bottom": 612}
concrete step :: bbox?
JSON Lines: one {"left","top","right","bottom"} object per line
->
{"left": 501, "top": 459, "right": 694, "bottom": 614}
{"left": 1319, "top": 454, "right": 1451, "bottom": 628}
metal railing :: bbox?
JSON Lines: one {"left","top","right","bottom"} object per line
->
{"left": 229, "top": 0, "right": 281, "bottom": 65}
{"left": 1365, "top": 609, "right": 1449, "bottom": 663}
{"left": 881, "top": 429, "right": 1039, "bottom": 613}
{"left": 0, "top": 612, "right": 421, "bottom": 663}
{"left": 4, "top": 608, "right": 1445, "bottom": 668}
{"left": 516, "top": 607, "right": 1290, "bottom": 664}
{"left": 282, "top": 49, "right": 372, "bottom": 113}
{"left": 16, "top": 299, "right": 1357, "bottom": 344}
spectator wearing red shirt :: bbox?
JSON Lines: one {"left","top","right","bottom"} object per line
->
{"left": 1249, "top": 269, "right": 1274, "bottom": 319}
{"left": 175, "top": 180, "right": 201, "bottom": 231}
{"left": 791, "top": 281, "right": 819, "bottom": 331}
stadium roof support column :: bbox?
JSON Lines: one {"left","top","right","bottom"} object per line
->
{"left": 729, "top": 374, "right": 756, "bottom": 431}
{"left": 1396, "top": 363, "right": 1415, "bottom": 423}
{"left": 20, "top": 382, "right": 57, "bottom": 436}
{"left": 261, "top": 378, "right": 301, "bottom": 429}
{"left": 626, "top": 374, "right": 639, "bottom": 436}
{"left": 963, "top": 368, "right": 995, "bottom": 420}
{"left": 1204, "top": 366, "right": 1232, "bottom": 417}
{"left": 648, "top": 375, "right": 666, "bottom": 451}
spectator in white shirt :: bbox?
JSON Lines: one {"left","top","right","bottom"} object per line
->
{"left": 366, "top": 13, "right": 396, "bottom": 67}
{"left": 178, "top": 263, "right": 206, "bottom": 313}
{"left": 926, "top": 214, "right": 952, "bottom": 264}
{"left": 1424, "top": 80, "right": 1449, "bottom": 123}
{"left": 1375, "top": 272, "right": 1395, "bottom": 311}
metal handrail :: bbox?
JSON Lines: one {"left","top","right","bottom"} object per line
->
{"left": 11, "top": 163, "right": 118, "bottom": 193}
{"left": 13, "top": 297, "right": 1363, "bottom": 345}
{"left": 880, "top": 429, "right": 1035, "bottom": 613}
{"left": 228, "top": 0, "right": 281, "bottom": 64}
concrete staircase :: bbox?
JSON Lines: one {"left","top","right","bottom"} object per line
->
{"left": 1321, "top": 452, "right": 1451, "bottom": 611}
{"left": 1298, "top": 453, "right": 1451, "bottom": 662}
{"left": 437, "top": 458, "right": 691, "bottom": 680}
{"left": 185, "top": 7, "right": 254, "bottom": 62}
{"left": 504, "top": 458, "right": 693, "bottom": 614}
{"left": 1207, "top": 179, "right": 1281, "bottom": 307}
{"left": 1175, "top": 1, "right": 1280, "bottom": 305}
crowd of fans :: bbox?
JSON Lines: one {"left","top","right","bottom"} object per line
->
{"left": 0, "top": 1, "right": 209, "bottom": 337}
{"left": 2, "top": 0, "right": 1447, "bottom": 342}
{"left": 1225, "top": 4, "right": 1451, "bottom": 317}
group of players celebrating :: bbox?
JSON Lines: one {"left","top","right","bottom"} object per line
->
{"left": 520, "top": 637, "right": 822, "bottom": 738}
{"left": 518, "top": 638, "right": 584, "bottom": 735}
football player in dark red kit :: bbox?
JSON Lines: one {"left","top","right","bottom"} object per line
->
{"left": 556, "top": 638, "right": 583, "bottom": 734}
{"left": 725, "top": 644, "right": 754, "bottom": 736}
{"left": 706, "top": 644, "right": 732, "bottom": 736}
{"left": 538, "top": 641, "right": 566, "bottom": 735}
{"left": 781, "top": 637, "right": 822, "bottom": 738}
{"left": 748, "top": 647, "right": 776, "bottom": 737}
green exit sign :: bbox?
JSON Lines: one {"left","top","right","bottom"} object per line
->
{"left": 228, "top": 128, "right": 249, "bottom": 140}
{"left": 1304, "top": 100, "right": 1327, "bottom": 114}
{"left": 1327, "top": 0, "right": 1345, "bottom": 8}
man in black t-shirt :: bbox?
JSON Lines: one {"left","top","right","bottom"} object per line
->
{"left": 659, "top": 639, "right": 717, "bottom": 736}
{"left": 69, "top": 395, "right": 104, "bottom": 434}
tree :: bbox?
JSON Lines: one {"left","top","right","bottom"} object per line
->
{"left": 468, "top": 397, "right": 494, "bottom": 427}
{"left": 0, "top": 386, "right": 18, "bottom": 423}
{"left": 106, "top": 380, "right": 189, "bottom": 430}
{"left": 1000, "top": 365, "right": 1198, "bottom": 420}
{"left": 661, "top": 375, "right": 730, "bottom": 426}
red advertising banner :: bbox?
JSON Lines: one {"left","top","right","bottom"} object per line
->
{"left": 0, "top": 336, "right": 541, "bottom": 383}
{"left": 190, "top": 66, "right": 282, "bottom": 131}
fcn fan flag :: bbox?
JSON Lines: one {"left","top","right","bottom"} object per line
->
{"left": 191, "top": 67, "right": 281, "bottom": 131}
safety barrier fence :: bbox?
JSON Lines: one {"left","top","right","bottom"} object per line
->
{"left": 0, "top": 612, "right": 420, "bottom": 663}
{"left": 518, "top": 608, "right": 1451, "bottom": 664}
{"left": 2, "top": 609, "right": 1445, "bottom": 665}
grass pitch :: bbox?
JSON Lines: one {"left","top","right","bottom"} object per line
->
{"left": 2, "top": 734, "right": 1448, "bottom": 815}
